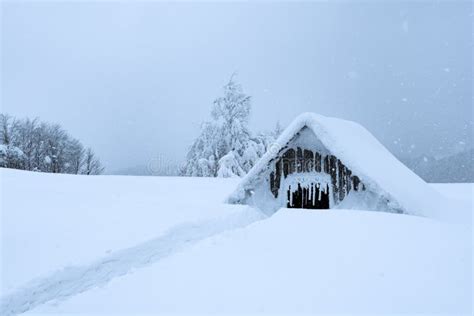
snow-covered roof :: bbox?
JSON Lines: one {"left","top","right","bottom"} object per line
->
{"left": 228, "top": 112, "right": 445, "bottom": 217}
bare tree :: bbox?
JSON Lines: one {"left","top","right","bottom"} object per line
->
{"left": 0, "top": 114, "right": 15, "bottom": 145}
{"left": 82, "top": 148, "right": 104, "bottom": 175}
{"left": 65, "top": 139, "right": 85, "bottom": 174}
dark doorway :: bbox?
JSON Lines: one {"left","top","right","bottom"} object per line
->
{"left": 287, "top": 183, "right": 330, "bottom": 209}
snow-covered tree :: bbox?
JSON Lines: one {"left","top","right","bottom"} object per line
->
{"left": 183, "top": 75, "right": 280, "bottom": 178}
{"left": 217, "top": 151, "right": 245, "bottom": 177}
{"left": 0, "top": 144, "right": 26, "bottom": 169}
{"left": 183, "top": 75, "right": 253, "bottom": 177}
{"left": 211, "top": 74, "right": 252, "bottom": 156}
{"left": 0, "top": 113, "right": 104, "bottom": 175}
{"left": 64, "top": 138, "right": 85, "bottom": 174}
{"left": 0, "top": 114, "right": 25, "bottom": 169}
{"left": 182, "top": 121, "right": 221, "bottom": 177}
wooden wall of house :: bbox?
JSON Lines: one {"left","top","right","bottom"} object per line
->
{"left": 269, "top": 147, "right": 365, "bottom": 204}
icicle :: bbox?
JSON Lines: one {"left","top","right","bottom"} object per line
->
{"left": 314, "top": 153, "right": 317, "bottom": 173}
{"left": 300, "top": 184, "right": 304, "bottom": 206}
{"left": 289, "top": 185, "right": 293, "bottom": 206}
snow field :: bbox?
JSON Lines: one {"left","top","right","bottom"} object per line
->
{"left": 1, "top": 169, "right": 472, "bottom": 315}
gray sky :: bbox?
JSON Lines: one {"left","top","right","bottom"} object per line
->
{"left": 1, "top": 1, "right": 472, "bottom": 172}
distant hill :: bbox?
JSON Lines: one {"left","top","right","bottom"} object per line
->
{"left": 401, "top": 149, "right": 473, "bottom": 183}
{"left": 109, "top": 162, "right": 180, "bottom": 177}
{"left": 108, "top": 165, "right": 153, "bottom": 176}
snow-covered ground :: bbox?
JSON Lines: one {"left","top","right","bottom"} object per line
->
{"left": 0, "top": 169, "right": 243, "bottom": 294}
{"left": 1, "top": 169, "right": 472, "bottom": 315}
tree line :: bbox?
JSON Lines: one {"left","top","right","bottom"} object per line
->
{"left": 0, "top": 114, "right": 104, "bottom": 175}
{"left": 1, "top": 75, "right": 273, "bottom": 178}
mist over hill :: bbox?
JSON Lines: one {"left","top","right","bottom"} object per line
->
{"left": 400, "top": 148, "right": 473, "bottom": 183}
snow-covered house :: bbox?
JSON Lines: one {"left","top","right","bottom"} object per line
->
{"left": 227, "top": 113, "right": 444, "bottom": 216}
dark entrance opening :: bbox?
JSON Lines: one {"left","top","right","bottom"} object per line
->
{"left": 287, "top": 183, "right": 330, "bottom": 209}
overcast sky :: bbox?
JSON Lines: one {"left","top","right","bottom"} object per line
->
{"left": 1, "top": 1, "right": 472, "bottom": 172}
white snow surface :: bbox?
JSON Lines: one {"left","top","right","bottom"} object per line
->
{"left": 1, "top": 169, "right": 472, "bottom": 315}
{"left": 228, "top": 112, "right": 447, "bottom": 218}
{"left": 28, "top": 209, "right": 472, "bottom": 315}
{"left": 0, "top": 169, "right": 244, "bottom": 296}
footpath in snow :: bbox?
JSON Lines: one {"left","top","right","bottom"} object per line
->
{"left": 30, "top": 208, "right": 472, "bottom": 315}
{"left": 0, "top": 208, "right": 265, "bottom": 316}
{"left": 1, "top": 169, "right": 241, "bottom": 292}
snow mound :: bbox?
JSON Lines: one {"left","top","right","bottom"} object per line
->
{"left": 228, "top": 112, "right": 446, "bottom": 218}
